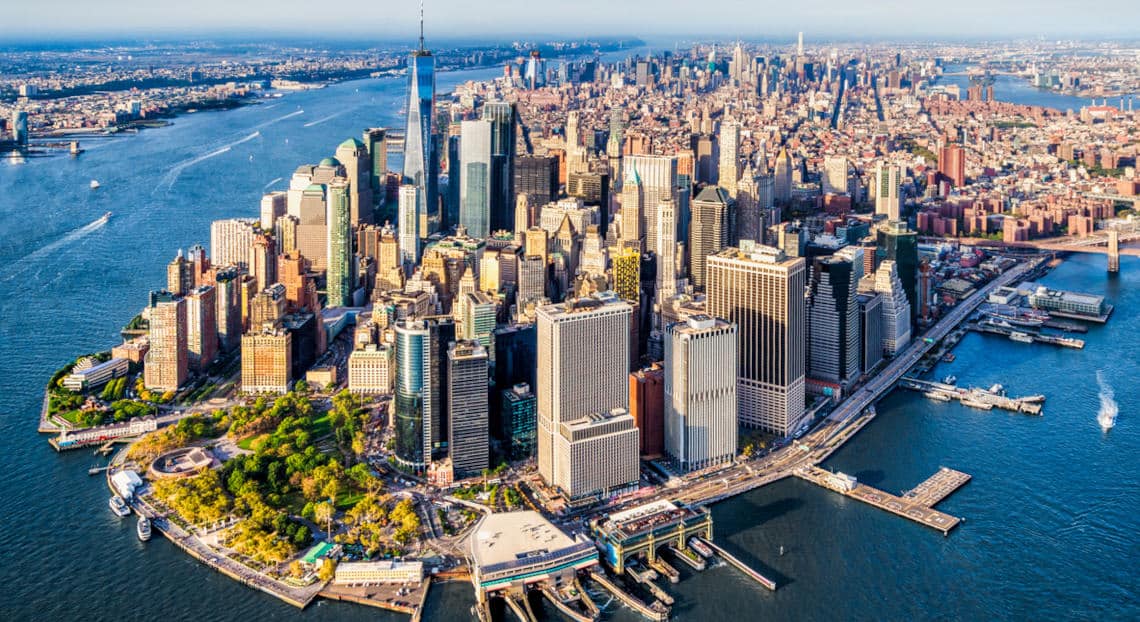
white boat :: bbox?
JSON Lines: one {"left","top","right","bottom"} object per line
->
{"left": 137, "top": 516, "right": 152, "bottom": 541}
{"left": 90, "top": 180, "right": 101, "bottom": 189}
{"left": 688, "top": 537, "right": 714, "bottom": 559}
{"left": 924, "top": 391, "right": 952, "bottom": 402}
{"left": 109, "top": 495, "right": 131, "bottom": 517}
{"left": 1009, "top": 331, "right": 1034, "bottom": 344}
{"left": 942, "top": 375, "right": 957, "bottom": 385}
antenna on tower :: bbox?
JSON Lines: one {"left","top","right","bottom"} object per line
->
{"left": 419, "top": 1, "right": 425, "bottom": 51}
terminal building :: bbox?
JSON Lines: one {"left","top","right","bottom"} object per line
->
{"left": 469, "top": 511, "right": 598, "bottom": 604}
{"left": 591, "top": 500, "right": 713, "bottom": 574}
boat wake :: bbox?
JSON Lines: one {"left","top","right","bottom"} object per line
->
{"left": 161, "top": 131, "right": 260, "bottom": 188}
{"left": 3, "top": 214, "right": 110, "bottom": 281}
{"left": 1096, "top": 371, "right": 1118, "bottom": 431}
{"left": 251, "top": 109, "right": 304, "bottom": 131}
{"left": 302, "top": 110, "right": 349, "bottom": 128}
{"left": 262, "top": 177, "right": 284, "bottom": 190}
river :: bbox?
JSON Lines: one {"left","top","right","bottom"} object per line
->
{"left": 1, "top": 58, "right": 1136, "bottom": 621}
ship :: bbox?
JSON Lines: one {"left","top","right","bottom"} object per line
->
{"left": 89, "top": 180, "right": 100, "bottom": 189}
{"left": 688, "top": 537, "right": 714, "bottom": 559}
{"left": 137, "top": 516, "right": 152, "bottom": 542}
{"left": 983, "top": 309, "right": 1047, "bottom": 328}
{"left": 1009, "top": 331, "right": 1034, "bottom": 344}
{"left": 109, "top": 495, "right": 131, "bottom": 517}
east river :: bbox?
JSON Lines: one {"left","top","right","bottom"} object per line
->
{"left": 1, "top": 61, "right": 1137, "bottom": 621}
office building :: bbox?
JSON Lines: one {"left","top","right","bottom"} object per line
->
{"left": 326, "top": 179, "right": 354, "bottom": 307}
{"left": 875, "top": 162, "right": 902, "bottom": 221}
{"left": 876, "top": 221, "right": 919, "bottom": 325}
{"left": 447, "top": 341, "right": 489, "bottom": 478}
{"left": 144, "top": 291, "right": 188, "bottom": 392}
{"left": 774, "top": 147, "right": 793, "bottom": 203}
{"left": 398, "top": 184, "right": 420, "bottom": 266}
{"left": 536, "top": 294, "right": 633, "bottom": 497}
{"left": 655, "top": 197, "right": 678, "bottom": 301}
{"left": 297, "top": 183, "right": 329, "bottom": 271}
{"left": 872, "top": 260, "right": 912, "bottom": 356}
{"left": 347, "top": 343, "right": 395, "bottom": 394}
{"left": 718, "top": 121, "right": 740, "bottom": 196}
{"left": 822, "top": 155, "right": 850, "bottom": 196}
{"left": 629, "top": 364, "right": 664, "bottom": 456}
{"left": 362, "top": 127, "right": 389, "bottom": 198}
{"left": 664, "top": 316, "right": 737, "bottom": 471}
{"left": 707, "top": 243, "right": 807, "bottom": 436}
{"left": 394, "top": 319, "right": 433, "bottom": 470}
{"left": 516, "top": 155, "right": 559, "bottom": 211}
{"left": 807, "top": 255, "right": 859, "bottom": 384}
{"left": 551, "top": 409, "right": 640, "bottom": 500}
{"left": 857, "top": 292, "right": 884, "bottom": 374}
{"left": 689, "top": 186, "right": 734, "bottom": 290}
{"left": 502, "top": 383, "right": 538, "bottom": 461}
{"left": 611, "top": 247, "right": 641, "bottom": 302}
{"left": 185, "top": 285, "right": 217, "bottom": 373}
{"left": 403, "top": 23, "right": 438, "bottom": 241}
{"left": 260, "top": 191, "right": 286, "bottom": 231}
{"left": 459, "top": 119, "right": 492, "bottom": 238}
{"left": 483, "top": 101, "right": 517, "bottom": 233}
{"left": 620, "top": 166, "right": 644, "bottom": 250}
{"left": 623, "top": 155, "right": 677, "bottom": 254}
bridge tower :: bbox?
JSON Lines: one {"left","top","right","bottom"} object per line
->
{"left": 1107, "top": 229, "right": 1120, "bottom": 273}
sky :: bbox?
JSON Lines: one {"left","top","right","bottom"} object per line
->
{"left": 4, "top": 0, "right": 1140, "bottom": 41}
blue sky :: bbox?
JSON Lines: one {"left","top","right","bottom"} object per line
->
{"left": 5, "top": 0, "right": 1140, "bottom": 40}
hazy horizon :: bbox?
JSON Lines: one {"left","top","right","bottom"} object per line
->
{"left": 5, "top": 0, "right": 1140, "bottom": 42}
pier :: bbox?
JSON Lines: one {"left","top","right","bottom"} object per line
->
{"left": 968, "top": 321, "right": 1085, "bottom": 349}
{"left": 586, "top": 569, "right": 669, "bottom": 621}
{"left": 898, "top": 378, "right": 1044, "bottom": 415}
{"left": 796, "top": 466, "right": 967, "bottom": 535}
{"left": 691, "top": 537, "right": 777, "bottom": 591}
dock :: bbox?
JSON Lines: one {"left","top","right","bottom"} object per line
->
{"left": 796, "top": 466, "right": 966, "bottom": 536}
{"left": 586, "top": 569, "right": 669, "bottom": 621}
{"left": 898, "top": 378, "right": 1044, "bottom": 415}
{"left": 666, "top": 544, "right": 707, "bottom": 571}
{"left": 540, "top": 584, "right": 596, "bottom": 622}
{"left": 691, "top": 537, "right": 777, "bottom": 591}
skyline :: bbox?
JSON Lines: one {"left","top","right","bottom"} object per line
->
{"left": 5, "top": 1, "right": 1140, "bottom": 40}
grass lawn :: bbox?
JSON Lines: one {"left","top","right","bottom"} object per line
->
{"left": 309, "top": 413, "right": 333, "bottom": 439}
{"left": 335, "top": 491, "right": 365, "bottom": 510}
{"left": 237, "top": 433, "right": 268, "bottom": 451}
{"left": 57, "top": 410, "right": 83, "bottom": 425}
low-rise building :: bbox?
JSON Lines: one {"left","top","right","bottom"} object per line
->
{"left": 333, "top": 560, "right": 424, "bottom": 585}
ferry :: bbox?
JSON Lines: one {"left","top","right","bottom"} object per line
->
{"left": 109, "top": 495, "right": 131, "bottom": 517}
{"left": 89, "top": 179, "right": 101, "bottom": 189}
{"left": 1009, "top": 331, "right": 1034, "bottom": 344}
{"left": 983, "top": 309, "right": 1047, "bottom": 328}
{"left": 688, "top": 537, "right": 714, "bottom": 559}
{"left": 137, "top": 516, "right": 152, "bottom": 541}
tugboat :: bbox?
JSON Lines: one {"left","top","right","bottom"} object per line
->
{"left": 109, "top": 495, "right": 131, "bottom": 517}
{"left": 137, "top": 516, "right": 152, "bottom": 542}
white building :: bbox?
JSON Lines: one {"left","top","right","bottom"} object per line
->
{"left": 553, "top": 409, "right": 640, "bottom": 499}
{"left": 398, "top": 184, "right": 420, "bottom": 266}
{"left": 333, "top": 560, "right": 423, "bottom": 585}
{"left": 209, "top": 218, "right": 259, "bottom": 268}
{"left": 873, "top": 260, "right": 912, "bottom": 356}
{"left": 875, "top": 162, "right": 902, "bottom": 221}
{"left": 664, "top": 316, "right": 737, "bottom": 471}
{"left": 347, "top": 343, "right": 395, "bottom": 394}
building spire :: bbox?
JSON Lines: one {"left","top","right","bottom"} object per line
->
{"left": 419, "top": 1, "right": 425, "bottom": 51}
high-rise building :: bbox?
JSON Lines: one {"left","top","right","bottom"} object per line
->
{"left": 459, "top": 119, "right": 492, "bottom": 238}
{"left": 326, "top": 179, "right": 354, "bottom": 307}
{"left": 536, "top": 293, "right": 633, "bottom": 497}
{"left": 517, "top": 254, "right": 547, "bottom": 305}
{"left": 515, "top": 155, "right": 559, "bottom": 209}
{"left": 143, "top": 291, "right": 187, "bottom": 392}
{"left": 11, "top": 110, "right": 28, "bottom": 146}
{"left": 876, "top": 221, "right": 919, "bottom": 325}
{"left": 398, "top": 184, "right": 421, "bottom": 266}
{"left": 707, "top": 243, "right": 807, "bottom": 436}
{"left": 185, "top": 285, "right": 217, "bottom": 373}
{"left": 629, "top": 364, "right": 664, "bottom": 456}
{"left": 623, "top": 155, "right": 678, "bottom": 254}
{"left": 664, "top": 316, "right": 737, "bottom": 471}
{"left": 241, "top": 328, "right": 292, "bottom": 393}
{"left": 689, "top": 186, "right": 734, "bottom": 290}
{"left": 362, "top": 127, "right": 389, "bottom": 198}
{"left": 447, "top": 340, "right": 489, "bottom": 478}
{"left": 394, "top": 319, "right": 433, "bottom": 470}
{"left": 502, "top": 383, "right": 537, "bottom": 461}
{"left": 210, "top": 218, "right": 259, "bottom": 269}
{"left": 691, "top": 133, "right": 716, "bottom": 185}
{"left": 857, "top": 292, "right": 884, "bottom": 374}
{"left": 875, "top": 162, "right": 902, "bottom": 220}
{"left": 938, "top": 144, "right": 966, "bottom": 188}
{"left": 347, "top": 343, "right": 395, "bottom": 394}
{"left": 336, "top": 138, "right": 374, "bottom": 226}
{"left": 718, "top": 121, "right": 740, "bottom": 196}
{"left": 167, "top": 250, "right": 194, "bottom": 297}
{"left": 483, "top": 101, "right": 517, "bottom": 233}
{"left": 403, "top": 17, "right": 437, "bottom": 241}
{"left": 551, "top": 408, "right": 640, "bottom": 499}
{"left": 774, "top": 147, "right": 793, "bottom": 203}
{"left": 872, "top": 260, "right": 912, "bottom": 356}
{"left": 611, "top": 247, "right": 641, "bottom": 302}
{"left": 260, "top": 191, "right": 286, "bottom": 231}
{"left": 655, "top": 197, "right": 678, "bottom": 301}
{"left": 821, "top": 155, "right": 850, "bottom": 196}
{"left": 297, "top": 182, "right": 329, "bottom": 271}
{"left": 807, "top": 255, "right": 859, "bottom": 384}
{"left": 620, "top": 166, "right": 644, "bottom": 250}
{"left": 249, "top": 233, "right": 276, "bottom": 292}
{"left": 214, "top": 266, "right": 244, "bottom": 352}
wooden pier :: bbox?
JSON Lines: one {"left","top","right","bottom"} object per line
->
{"left": 796, "top": 466, "right": 968, "bottom": 536}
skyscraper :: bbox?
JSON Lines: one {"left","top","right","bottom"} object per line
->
{"left": 857, "top": 292, "right": 884, "bottom": 374}
{"left": 394, "top": 319, "right": 433, "bottom": 470}
{"left": 872, "top": 260, "right": 912, "bottom": 356}
{"left": 143, "top": 291, "right": 187, "bottom": 392}
{"left": 807, "top": 254, "right": 859, "bottom": 384}
{"left": 655, "top": 197, "right": 678, "bottom": 301}
{"left": 875, "top": 162, "right": 902, "bottom": 220}
{"left": 938, "top": 144, "right": 966, "bottom": 188}
{"left": 536, "top": 293, "right": 633, "bottom": 496}
{"left": 447, "top": 341, "right": 489, "bottom": 478}
{"left": 718, "top": 120, "right": 740, "bottom": 196}
{"left": 620, "top": 165, "right": 644, "bottom": 250}
{"left": 326, "top": 179, "right": 354, "bottom": 307}
{"left": 774, "top": 147, "right": 793, "bottom": 204}
{"left": 707, "top": 243, "right": 807, "bottom": 436}
{"left": 611, "top": 247, "right": 641, "bottom": 302}
{"left": 876, "top": 221, "right": 919, "bottom": 325}
{"left": 214, "top": 266, "right": 244, "bottom": 352}
{"left": 502, "top": 383, "right": 537, "bottom": 461}
{"left": 664, "top": 316, "right": 737, "bottom": 471}
{"left": 167, "top": 250, "right": 193, "bottom": 297}
{"left": 336, "top": 138, "right": 374, "bottom": 226}
{"left": 398, "top": 184, "right": 420, "bottom": 266}
{"left": 210, "top": 218, "right": 259, "bottom": 269}
{"left": 362, "top": 127, "right": 389, "bottom": 198}
{"left": 623, "top": 155, "right": 678, "bottom": 255}
{"left": 689, "top": 186, "right": 734, "bottom": 291}
{"left": 403, "top": 11, "right": 437, "bottom": 241}
{"left": 241, "top": 328, "right": 292, "bottom": 393}
{"left": 483, "top": 101, "right": 517, "bottom": 233}
{"left": 515, "top": 155, "right": 559, "bottom": 209}
{"left": 822, "top": 156, "right": 850, "bottom": 195}
{"left": 185, "top": 285, "right": 218, "bottom": 373}
{"left": 459, "top": 119, "right": 492, "bottom": 238}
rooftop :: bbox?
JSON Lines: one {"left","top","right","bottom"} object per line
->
{"left": 470, "top": 511, "right": 579, "bottom": 569}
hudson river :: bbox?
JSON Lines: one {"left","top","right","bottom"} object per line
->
{"left": 1, "top": 65, "right": 1136, "bottom": 621}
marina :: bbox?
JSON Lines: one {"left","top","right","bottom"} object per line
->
{"left": 899, "top": 378, "right": 1045, "bottom": 415}
{"left": 968, "top": 320, "right": 1085, "bottom": 349}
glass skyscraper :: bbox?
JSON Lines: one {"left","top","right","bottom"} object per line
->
{"left": 325, "top": 179, "right": 353, "bottom": 308}
{"left": 459, "top": 119, "right": 492, "bottom": 238}
{"left": 403, "top": 40, "right": 437, "bottom": 242}
{"left": 395, "top": 320, "right": 432, "bottom": 470}
{"left": 482, "top": 101, "right": 517, "bottom": 232}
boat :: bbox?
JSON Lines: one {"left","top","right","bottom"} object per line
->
{"left": 1009, "top": 331, "right": 1034, "bottom": 344}
{"left": 941, "top": 352, "right": 956, "bottom": 363}
{"left": 109, "top": 495, "right": 131, "bottom": 517}
{"left": 89, "top": 180, "right": 101, "bottom": 189}
{"left": 688, "top": 537, "right": 714, "bottom": 559}
{"left": 983, "top": 309, "right": 1046, "bottom": 328}
{"left": 960, "top": 399, "right": 995, "bottom": 411}
{"left": 137, "top": 516, "right": 152, "bottom": 541}
{"left": 99, "top": 211, "right": 112, "bottom": 223}
{"left": 942, "top": 375, "right": 958, "bottom": 385}
{"left": 924, "top": 391, "right": 952, "bottom": 402}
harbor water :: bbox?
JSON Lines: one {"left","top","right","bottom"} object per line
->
{"left": 1, "top": 64, "right": 1137, "bottom": 620}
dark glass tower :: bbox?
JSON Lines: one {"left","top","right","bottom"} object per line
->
{"left": 482, "top": 101, "right": 517, "bottom": 233}
{"left": 402, "top": 15, "right": 437, "bottom": 242}
{"left": 876, "top": 221, "right": 918, "bottom": 326}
